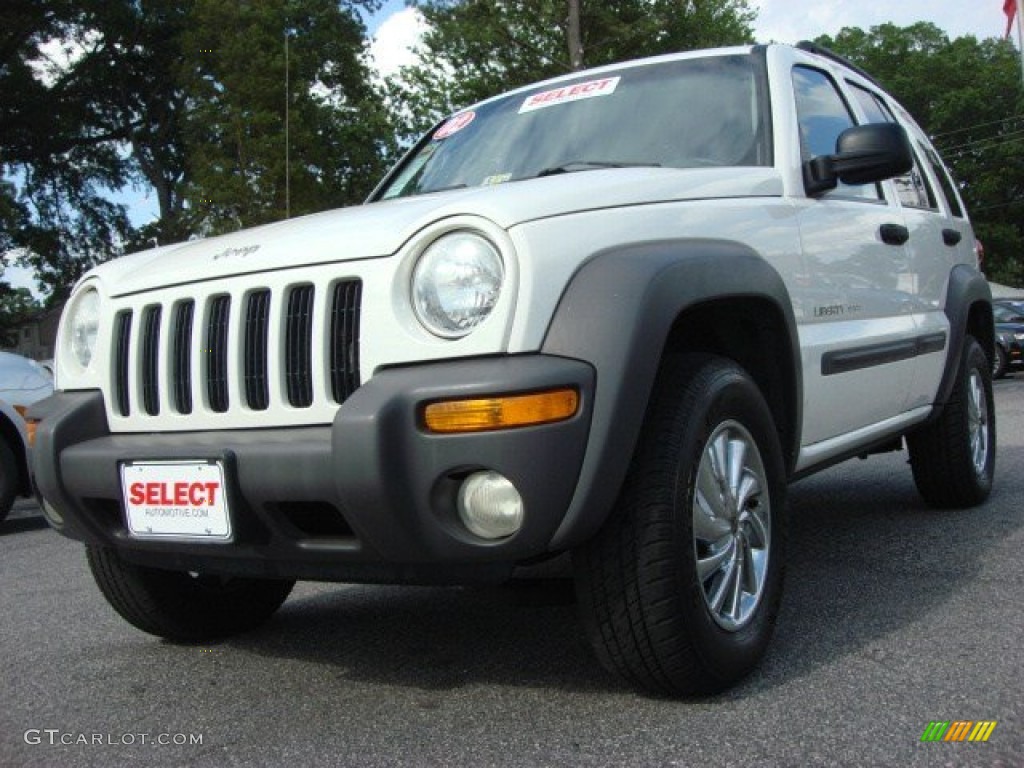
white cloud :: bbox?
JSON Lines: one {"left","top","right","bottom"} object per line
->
{"left": 364, "top": 2, "right": 1012, "bottom": 84}
{"left": 368, "top": 7, "right": 428, "bottom": 80}
{"left": 28, "top": 29, "right": 102, "bottom": 88}
{"left": 752, "top": 0, "right": 1011, "bottom": 44}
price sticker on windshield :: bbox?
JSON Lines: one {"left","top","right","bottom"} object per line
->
{"left": 519, "top": 76, "right": 620, "bottom": 114}
{"left": 434, "top": 110, "right": 476, "bottom": 140}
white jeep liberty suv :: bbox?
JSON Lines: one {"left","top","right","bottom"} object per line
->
{"left": 30, "top": 42, "right": 995, "bottom": 696}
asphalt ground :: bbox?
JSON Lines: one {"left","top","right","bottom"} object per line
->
{"left": 2, "top": 375, "right": 1022, "bottom": 767}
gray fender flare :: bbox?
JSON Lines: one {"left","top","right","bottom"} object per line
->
{"left": 541, "top": 239, "right": 801, "bottom": 550}
{"left": 934, "top": 265, "right": 993, "bottom": 410}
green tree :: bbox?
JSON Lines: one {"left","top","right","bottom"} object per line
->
{"left": 390, "top": 0, "right": 756, "bottom": 137}
{"left": 1, "top": 0, "right": 390, "bottom": 298}
{"left": 1, "top": 0, "right": 138, "bottom": 302}
{"left": 817, "top": 23, "right": 1024, "bottom": 286}
{"left": 178, "top": 0, "right": 392, "bottom": 235}
{"left": 0, "top": 283, "right": 42, "bottom": 348}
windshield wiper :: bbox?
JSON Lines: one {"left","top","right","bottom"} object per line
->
{"left": 420, "top": 183, "right": 468, "bottom": 194}
{"left": 536, "top": 160, "right": 661, "bottom": 178}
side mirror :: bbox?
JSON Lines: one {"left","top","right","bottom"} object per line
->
{"left": 804, "top": 123, "right": 914, "bottom": 196}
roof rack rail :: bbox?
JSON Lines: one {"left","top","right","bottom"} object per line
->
{"left": 795, "top": 40, "right": 883, "bottom": 89}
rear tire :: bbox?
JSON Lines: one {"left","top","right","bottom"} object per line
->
{"left": 86, "top": 546, "right": 295, "bottom": 642}
{"left": 993, "top": 344, "right": 1007, "bottom": 380}
{"left": 908, "top": 337, "right": 995, "bottom": 508}
{"left": 0, "top": 438, "right": 19, "bottom": 523}
{"left": 573, "top": 354, "right": 786, "bottom": 696}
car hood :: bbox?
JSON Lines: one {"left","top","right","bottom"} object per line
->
{"left": 89, "top": 167, "right": 783, "bottom": 297}
{"left": 0, "top": 352, "right": 53, "bottom": 407}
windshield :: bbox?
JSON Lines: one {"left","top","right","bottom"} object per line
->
{"left": 377, "top": 53, "right": 769, "bottom": 200}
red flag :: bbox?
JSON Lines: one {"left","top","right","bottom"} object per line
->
{"left": 1006, "top": 0, "right": 1017, "bottom": 38}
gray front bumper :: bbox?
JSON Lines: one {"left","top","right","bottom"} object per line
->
{"left": 30, "top": 355, "right": 594, "bottom": 584}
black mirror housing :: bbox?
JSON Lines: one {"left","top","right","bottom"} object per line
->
{"left": 804, "top": 123, "right": 914, "bottom": 196}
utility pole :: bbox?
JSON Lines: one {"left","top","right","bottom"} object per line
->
{"left": 567, "top": 0, "right": 583, "bottom": 71}
{"left": 284, "top": 30, "right": 291, "bottom": 219}
{"left": 1017, "top": 0, "right": 1024, "bottom": 87}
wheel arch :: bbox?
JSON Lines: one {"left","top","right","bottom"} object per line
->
{"left": 541, "top": 239, "right": 801, "bottom": 550}
{"left": 0, "top": 403, "right": 30, "bottom": 497}
{"left": 934, "top": 265, "right": 993, "bottom": 411}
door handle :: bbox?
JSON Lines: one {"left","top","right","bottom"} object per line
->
{"left": 879, "top": 223, "right": 910, "bottom": 245}
{"left": 942, "top": 228, "right": 962, "bottom": 246}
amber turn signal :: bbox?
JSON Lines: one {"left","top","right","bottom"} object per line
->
{"left": 423, "top": 388, "right": 579, "bottom": 433}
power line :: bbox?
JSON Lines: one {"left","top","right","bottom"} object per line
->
{"left": 941, "top": 129, "right": 1024, "bottom": 154}
{"left": 967, "top": 199, "right": 1024, "bottom": 213}
{"left": 931, "top": 113, "right": 1024, "bottom": 140}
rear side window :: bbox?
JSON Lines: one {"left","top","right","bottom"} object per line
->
{"left": 925, "top": 148, "right": 965, "bottom": 218}
{"left": 848, "top": 83, "right": 894, "bottom": 124}
{"left": 848, "top": 82, "right": 938, "bottom": 211}
{"left": 793, "top": 66, "right": 880, "bottom": 200}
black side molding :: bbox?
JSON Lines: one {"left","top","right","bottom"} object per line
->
{"left": 821, "top": 332, "right": 947, "bottom": 376}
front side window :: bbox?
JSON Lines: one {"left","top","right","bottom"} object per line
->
{"left": 792, "top": 66, "right": 879, "bottom": 200}
{"left": 377, "top": 54, "right": 769, "bottom": 200}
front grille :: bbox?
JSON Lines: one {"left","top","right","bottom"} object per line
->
{"left": 244, "top": 290, "right": 271, "bottom": 411}
{"left": 285, "top": 285, "right": 314, "bottom": 408}
{"left": 330, "top": 280, "right": 361, "bottom": 403}
{"left": 206, "top": 295, "right": 231, "bottom": 413}
{"left": 141, "top": 305, "right": 162, "bottom": 416}
{"left": 109, "top": 279, "right": 362, "bottom": 422}
{"left": 114, "top": 311, "right": 133, "bottom": 416}
{"left": 172, "top": 301, "right": 194, "bottom": 414}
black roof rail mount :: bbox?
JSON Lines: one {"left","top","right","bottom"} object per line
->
{"left": 794, "top": 40, "right": 882, "bottom": 88}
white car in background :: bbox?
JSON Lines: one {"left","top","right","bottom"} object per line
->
{"left": 0, "top": 351, "right": 53, "bottom": 520}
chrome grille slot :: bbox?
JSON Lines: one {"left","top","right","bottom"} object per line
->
{"left": 206, "top": 295, "right": 231, "bottom": 413}
{"left": 141, "top": 305, "right": 162, "bottom": 416}
{"left": 330, "top": 280, "right": 361, "bottom": 404}
{"left": 172, "top": 301, "right": 194, "bottom": 414}
{"left": 244, "top": 290, "right": 271, "bottom": 411}
{"left": 285, "top": 285, "right": 314, "bottom": 408}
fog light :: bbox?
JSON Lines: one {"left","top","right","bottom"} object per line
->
{"left": 457, "top": 471, "right": 524, "bottom": 540}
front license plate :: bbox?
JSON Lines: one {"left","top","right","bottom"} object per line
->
{"left": 120, "top": 461, "right": 232, "bottom": 541}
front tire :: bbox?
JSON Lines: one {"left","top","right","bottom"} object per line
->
{"left": 0, "top": 438, "right": 19, "bottom": 523}
{"left": 908, "top": 337, "right": 995, "bottom": 508}
{"left": 574, "top": 354, "right": 786, "bottom": 696}
{"left": 87, "top": 546, "right": 295, "bottom": 642}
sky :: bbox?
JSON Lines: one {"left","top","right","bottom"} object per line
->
{"left": 3, "top": 0, "right": 1018, "bottom": 300}
{"left": 368, "top": 0, "right": 1017, "bottom": 77}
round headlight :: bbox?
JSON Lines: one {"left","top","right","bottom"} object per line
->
{"left": 68, "top": 287, "right": 100, "bottom": 369}
{"left": 412, "top": 232, "right": 503, "bottom": 338}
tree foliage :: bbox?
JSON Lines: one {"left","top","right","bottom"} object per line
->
{"left": 390, "top": 0, "right": 756, "bottom": 137}
{"left": 817, "top": 23, "right": 1024, "bottom": 285}
{"left": 5, "top": 4, "right": 1024, "bottom": 314}
{"left": 1, "top": 0, "right": 389, "bottom": 305}
{"left": 0, "top": 283, "right": 42, "bottom": 347}
{"left": 1, "top": 0, "right": 136, "bottom": 302}
{"left": 179, "top": 0, "right": 392, "bottom": 236}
